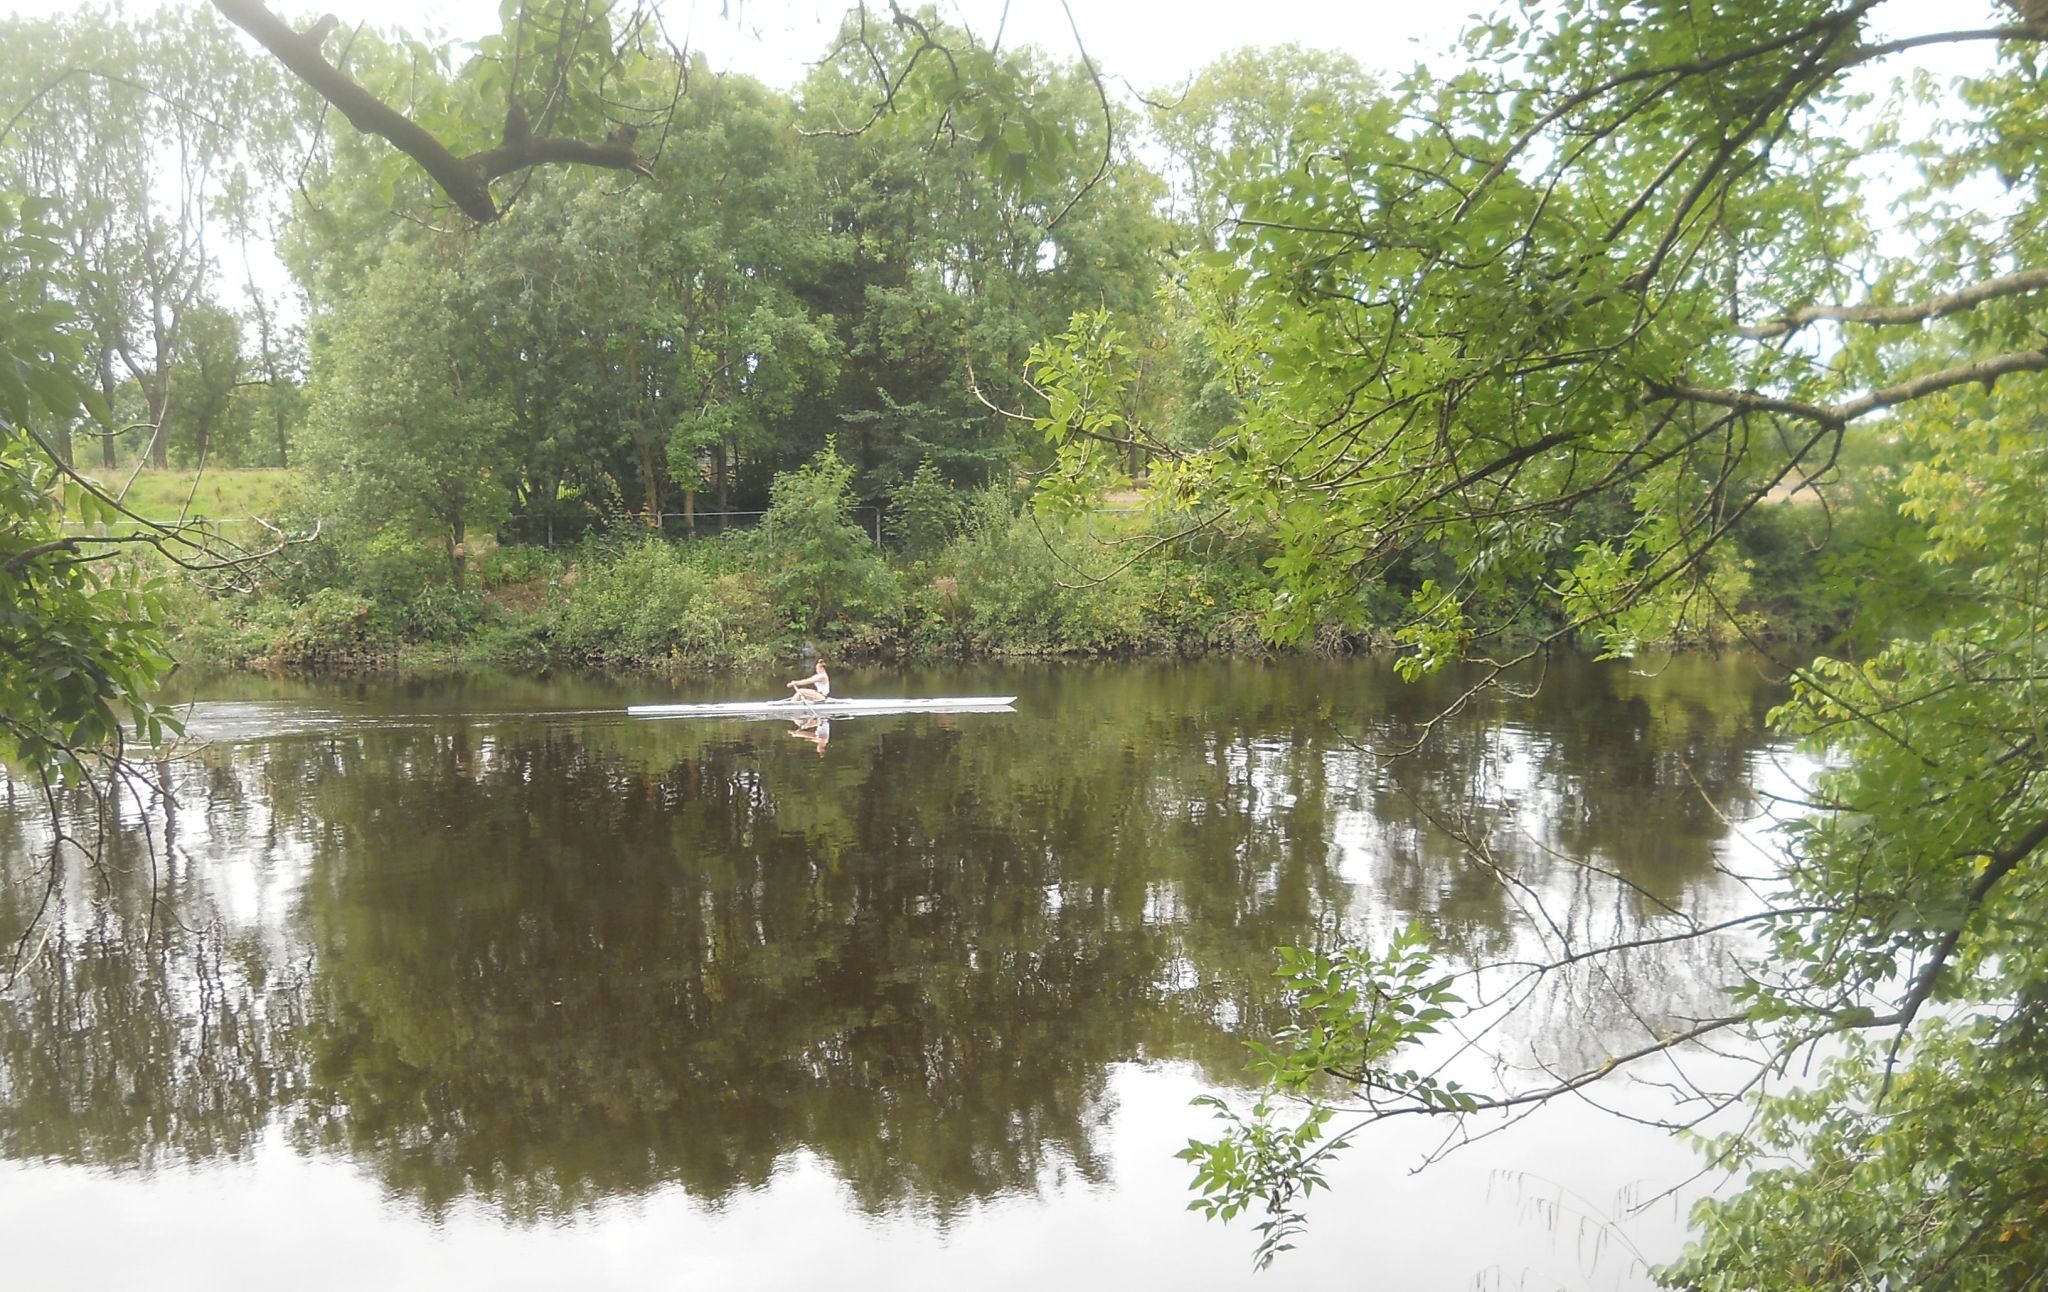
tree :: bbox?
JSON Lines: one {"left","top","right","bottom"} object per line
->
{"left": 161, "top": 301, "right": 243, "bottom": 467}
{"left": 0, "top": 8, "right": 306, "bottom": 473}
{"left": 795, "top": 18, "right": 1172, "bottom": 498}
{"left": 759, "top": 441, "right": 897, "bottom": 633}
{"left": 1147, "top": 44, "right": 1377, "bottom": 251}
{"left": 261, "top": 4, "right": 1145, "bottom": 530}
{"left": 1026, "top": 0, "right": 2048, "bottom": 1283}
{"left": 304, "top": 245, "right": 510, "bottom": 590}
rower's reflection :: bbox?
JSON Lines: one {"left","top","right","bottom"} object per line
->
{"left": 788, "top": 715, "right": 830, "bottom": 756}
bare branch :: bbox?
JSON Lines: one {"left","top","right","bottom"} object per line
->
{"left": 1739, "top": 267, "right": 2048, "bottom": 339}
{"left": 1041, "top": 0, "right": 1112, "bottom": 232}
{"left": 1653, "top": 346, "right": 2048, "bottom": 429}
{"left": 211, "top": 0, "right": 652, "bottom": 223}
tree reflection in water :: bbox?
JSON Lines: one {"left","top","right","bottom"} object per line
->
{"left": 0, "top": 655, "right": 1785, "bottom": 1224}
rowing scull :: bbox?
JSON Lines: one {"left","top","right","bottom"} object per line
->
{"left": 626, "top": 696, "right": 1016, "bottom": 719}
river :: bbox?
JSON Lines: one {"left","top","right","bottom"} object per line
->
{"left": 0, "top": 654, "right": 1796, "bottom": 1290}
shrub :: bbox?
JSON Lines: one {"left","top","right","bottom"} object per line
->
{"left": 464, "top": 617, "right": 552, "bottom": 672}
{"left": 935, "top": 489, "right": 1147, "bottom": 654}
{"left": 353, "top": 529, "right": 445, "bottom": 611}
{"left": 402, "top": 584, "right": 488, "bottom": 642}
{"left": 273, "top": 587, "right": 384, "bottom": 663}
{"left": 474, "top": 541, "right": 563, "bottom": 590}
{"left": 163, "top": 576, "right": 284, "bottom": 667}
{"left": 553, "top": 535, "right": 778, "bottom": 667}
{"left": 759, "top": 443, "right": 899, "bottom": 634}
{"left": 887, "top": 460, "right": 966, "bottom": 560}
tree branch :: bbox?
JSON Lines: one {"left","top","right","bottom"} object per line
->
{"left": 1869, "top": 813, "right": 2048, "bottom": 1035}
{"left": 211, "top": 0, "right": 652, "bottom": 223}
{"left": 1652, "top": 346, "right": 2048, "bottom": 429}
{"left": 1738, "top": 267, "right": 2048, "bottom": 339}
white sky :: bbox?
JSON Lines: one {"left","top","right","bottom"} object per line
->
{"left": 0, "top": 1, "right": 2000, "bottom": 107}
{"left": 4, "top": 1, "right": 1474, "bottom": 89}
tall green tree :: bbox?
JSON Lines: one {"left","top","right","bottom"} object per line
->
{"left": 161, "top": 301, "right": 243, "bottom": 467}
{"left": 1147, "top": 44, "right": 1377, "bottom": 250}
{"left": 0, "top": 7, "right": 303, "bottom": 472}
{"left": 305, "top": 245, "right": 510, "bottom": 590}
{"left": 797, "top": 18, "right": 1171, "bottom": 496}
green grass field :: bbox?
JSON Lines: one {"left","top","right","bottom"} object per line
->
{"left": 67, "top": 465, "right": 298, "bottom": 526}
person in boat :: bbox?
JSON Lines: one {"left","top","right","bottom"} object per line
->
{"left": 786, "top": 659, "right": 830, "bottom": 705}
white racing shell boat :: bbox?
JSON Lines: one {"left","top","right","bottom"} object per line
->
{"left": 627, "top": 696, "right": 1016, "bottom": 719}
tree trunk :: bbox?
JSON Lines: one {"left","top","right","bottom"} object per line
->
{"left": 638, "top": 432, "right": 662, "bottom": 526}
{"left": 97, "top": 346, "right": 119, "bottom": 470}
{"left": 145, "top": 293, "right": 172, "bottom": 468}
{"left": 449, "top": 511, "right": 467, "bottom": 591}
{"left": 144, "top": 375, "right": 170, "bottom": 469}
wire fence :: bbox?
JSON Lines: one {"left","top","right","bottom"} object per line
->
{"left": 58, "top": 516, "right": 271, "bottom": 538}
{"left": 647, "top": 507, "right": 887, "bottom": 545}
{"left": 59, "top": 504, "right": 1154, "bottom": 547}
{"left": 58, "top": 508, "right": 892, "bottom": 547}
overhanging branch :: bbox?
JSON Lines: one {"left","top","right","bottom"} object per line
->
{"left": 211, "top": 0, "right": 652, "bottom": 223}
{"left": 1739, "top": 267, "right": 2048, "bottom": 339}
{"left": 1652, "top": 346, "right": 2048, "bottom": 429}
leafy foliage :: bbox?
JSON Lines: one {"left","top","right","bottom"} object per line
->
{"left": 303, "top": 244, "right": 511, "bottom": 590}
{"left": 1180, "top": 927, "right": 1465, "bottom": 1268}
{"left": 0, "top": 193, "right": 177, "bottom": 779}
{"left": 885, "top": 460, "right": 966, "bottom": 560}
{"left": 552, "top": 534, "right": 779, "bottom": 668}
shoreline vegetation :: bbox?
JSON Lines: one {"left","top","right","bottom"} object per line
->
{"left": 151, "top": 450, "right": 1851, "bottom": 679}
{"left": 164, "top": 475, "right": 1288, "bottom": 675}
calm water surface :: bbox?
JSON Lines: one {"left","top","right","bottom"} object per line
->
{"left": 0, "top": 656, "right": 1792, "bottom": 1290}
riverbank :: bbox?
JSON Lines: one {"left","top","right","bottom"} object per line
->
{"left": 161, "top": 472, "right": 1847, "bottom": 678}
{"left": 165, "top": 492, "right": 1292, "bottom": 675}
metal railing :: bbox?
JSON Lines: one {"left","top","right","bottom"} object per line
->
{"left": 650, "top": 506, "right": 886, "bottom": 546}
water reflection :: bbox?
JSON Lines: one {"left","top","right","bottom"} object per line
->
{"left": 0, "top": 655, "right": 1785, "bottom": 1234}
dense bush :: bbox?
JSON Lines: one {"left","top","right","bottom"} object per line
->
{"left": 887, "top": 461, "right": 967, "bottom": 560}
{"left": 402, "top": 584, "right": 488, "bottom": 642}
{"left": 909, "top": 489, "right": 1270, "bottom": 656}
{"left": 928, "top": 489, "right": 1142, "bottom": 653}
{"left": 274, "top": 587, "right": 384, "bottom": 664}
{"left": 758, "top": 445, "right": 900, "bottom": 635}
{"left": 550, "top": 535, "right": 781, "bottom": 668}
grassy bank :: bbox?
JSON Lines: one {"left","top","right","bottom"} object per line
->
{"left": 69, "top": 464, "right": 296, "bottom": 525}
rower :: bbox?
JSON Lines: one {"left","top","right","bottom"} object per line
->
{"left": 786, "top": 659, "right": 830, "bottom": 706}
